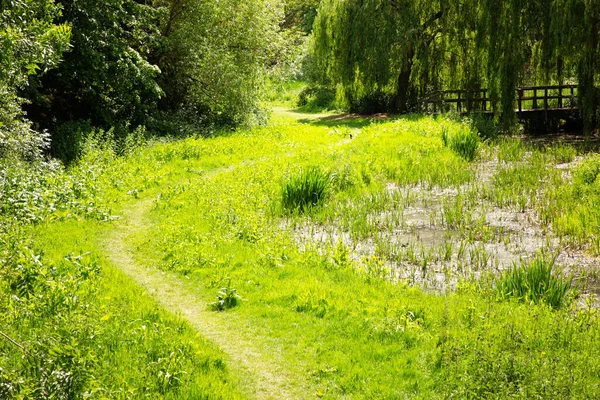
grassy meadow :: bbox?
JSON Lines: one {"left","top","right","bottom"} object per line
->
{"left": 2, "top": 106, "right": 600, "bottom": 398}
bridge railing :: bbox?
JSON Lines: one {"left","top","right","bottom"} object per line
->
{"left": 422, "top": 85, "right": 578, "bottom": 114}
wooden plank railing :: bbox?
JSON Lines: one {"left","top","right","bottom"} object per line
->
{"left": 422, "top": 84, "right": 578, "bottom": 114}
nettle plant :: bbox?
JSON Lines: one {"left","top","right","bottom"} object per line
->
{"left": 210, "top": 279, "right": 241, "bottom": 311}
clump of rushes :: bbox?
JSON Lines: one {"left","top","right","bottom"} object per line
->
{"left": 496, "top": 257, "right": 577, "bottom": 309}
{"left": 442, "top": 127, "right": 480, "bottom": 161}
{"left": 281, "top": 166, "right": 330, "bottom": 213}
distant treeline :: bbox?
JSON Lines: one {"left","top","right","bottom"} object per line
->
{"left": 310, "top": 0, "right": 600, "bottom": 130}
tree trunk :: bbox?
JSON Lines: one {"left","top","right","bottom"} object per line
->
{"left": 395, "top": 60, "right": 413, "bottom": 113}
{"left": 580, "top": 20, "right": 599, "bottom": 135}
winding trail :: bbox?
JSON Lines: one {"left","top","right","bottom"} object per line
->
{"left": 103, "top": 197, "right": 312, "bottom": 400}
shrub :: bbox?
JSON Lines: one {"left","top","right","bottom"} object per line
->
{"left": 51, "top": 121, "right": 93, "bottom": 165}
{"left": 347, "top": 91, "right": 395, "bottom": 115}
{"left": 442, "top": 127, "right": 480, "bottom": 161}
{"left": 281, "top": 167, "right": 330, "bottom": 213}
{"left": 297, "top": 86, "right": 337, "bottom": 111}
{"left": 471, "top": 115, "right": 499, "bottom": 140}
{"left": 0, "top": 86, "right": 50, "bottom": 162}
{"left": 210, "top": 280, "right": 241, "bottom": 311}
{"left": 496, "top": 257, "right": 576, "bottom": 309}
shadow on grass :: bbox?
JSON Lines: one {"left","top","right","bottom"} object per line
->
{"left": 296, "top": 110, "right": 433, "bottom": 129}
{"left": 522, "top": 132, "right": 600, "bottom": 153}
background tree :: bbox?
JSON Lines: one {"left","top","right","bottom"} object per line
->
{"left": 153, "top": 0, "right": 285, "bottom": 127}
{"left": 23, "top": 0, "right": 162, "bottom": 131}
{"left": 282, "top": 0, "right": 321, "bottom": 35}
{"left": 311, "top": 0, "right": 453, "bottom": 113}
{"left": 557, "top": 0, "right": 600, "bottom": 132}
{"left": 311, "top": 0, "right": 599, "bottom": 131}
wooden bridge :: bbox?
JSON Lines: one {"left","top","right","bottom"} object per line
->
{"left": 422, "top": 85, "right": 581, "bottom": 130}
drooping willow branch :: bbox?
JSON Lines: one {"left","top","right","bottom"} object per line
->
{"left": 0, "top": 330, "right": 31, "bottom": 356}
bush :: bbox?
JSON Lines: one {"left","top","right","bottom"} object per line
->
{"left": 297, "top": 86, "right": 337, "bottom": 111}
{"left": 496, "top": 257, "right": 576, "bottom": 309}
{"left": 347, "top": 91, "right": 394, "bottom": 115}
{"left": 471, "top": 115, "right": 499, "bottom": 140}
{"left": 575, "top": 154, "right": 600, "bottom": 185}
{"left": 442, "top": 127, "right": 480, "bottom": 161}
{"left": 0, "top": 86, "right": 49, "bottom": 162}
{"left": 51, "top": 121, "right": 93, "bottom": 165}
{"left": 282, "top": 166, "right": 330, "bottom": 213}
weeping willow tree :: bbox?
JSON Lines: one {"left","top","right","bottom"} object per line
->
{"left": 311, "top": 0, "right": 454, "bottom": 112}
{"left": 556, "top": 0, "right": 600, "bottom": 132}
{"left": 311, "top": 0, "right": 599, "bottom": 131}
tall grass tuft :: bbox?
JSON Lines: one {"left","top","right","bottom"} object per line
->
{"left": 442, "top": 127, "right": 479, "bottom": 161}
{"left": 496, "top": 257, "right": 576, "bottom": 309}
{"left": 282, "top": 166, "right": 330, "bottom": 214}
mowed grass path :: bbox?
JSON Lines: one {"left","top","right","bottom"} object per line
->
{"left": 105, "top": 189, "right": 315, "bottom": 399}
{"left": 34, "top": 109, "right": 600, "bottom": 399}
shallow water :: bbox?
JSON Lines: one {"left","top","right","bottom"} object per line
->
{"left": 289, "top": 157, "right": 600, "bottom": 301}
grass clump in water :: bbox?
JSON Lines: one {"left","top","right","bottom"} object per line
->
{"left": 281, "top": 166, "right": 330, "bottom": 214}
{"left": 496, "top": 257, "right": 576, "bottom": 309}
{"left": 442, "top": 127, "right": 480, "bottom": 161}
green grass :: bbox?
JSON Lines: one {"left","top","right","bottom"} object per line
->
{"left": 0, "top": 220, "right": 242, "bottom": 399}
{"left": 2, "top": 108, "right": 600, "bottom": 398}
{"left": 442, "top": 125, "right": 480, "bottom": 161}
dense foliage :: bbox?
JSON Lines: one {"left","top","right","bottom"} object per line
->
{"left": 153, "top": 0, "right": 284, "bottom": 127}
{"left": 1, "top": 0, "right": 293, "bottom": 163}
{"left": 23, "top": 0, "right": 163, "bottom": 130}
{"left": 0, "top": 0, "right": 70, "bottom": 160}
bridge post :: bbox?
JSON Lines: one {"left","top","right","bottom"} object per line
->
{"left": 570, "top": 86, "right": 575, "bottom": 106}
{"left": 558, "top": 85, "right": 563, "bottom": 108}
{"left": 482, "top": 90, "right": 487, "bottom": 111}
{"left": 544, "top": 88, "right": 549, "bottom": 123}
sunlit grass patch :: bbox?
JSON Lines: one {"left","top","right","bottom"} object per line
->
{"left": 574, "top": 153, "right": 600, "bottom": 185}
{"left": 497, "top": 137, "right": 526, "bottom": 162}
{"left": 7, "top": 107, "right": 600, "bottom": 399}
{"left": 546, "top": 142, "right": 577, "bottom": 164}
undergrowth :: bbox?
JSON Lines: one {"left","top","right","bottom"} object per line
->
{"left": 442, "top": 125, "right": 480, "bottom": 161}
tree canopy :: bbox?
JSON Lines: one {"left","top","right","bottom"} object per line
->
{"left": 1, "top": 0, "right": 598, "bottom": 163}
